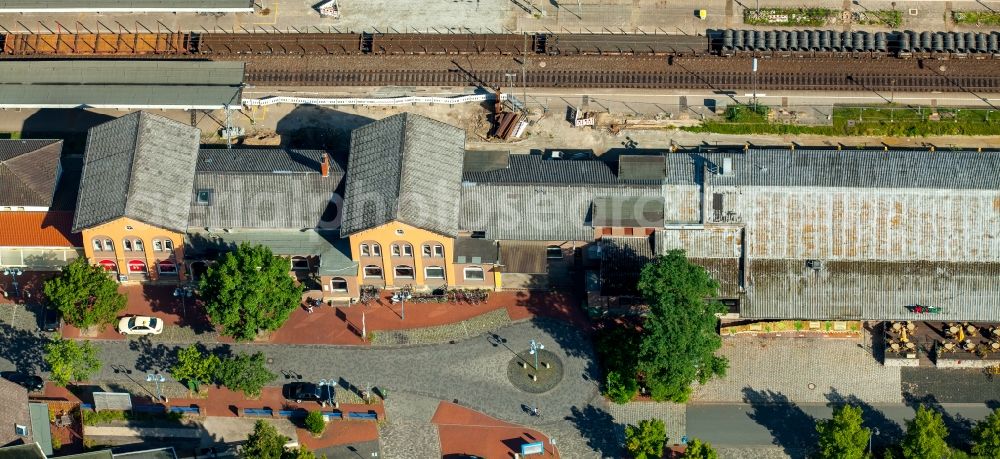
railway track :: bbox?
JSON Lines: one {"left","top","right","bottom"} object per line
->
{"left": 243, "top": 56, "right": 1000, "bottom": 92}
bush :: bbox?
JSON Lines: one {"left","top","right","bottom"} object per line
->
{"left": 605, "top": 371, "right": 639, "bottom": 404}
{"left": 953, "top": 11, "right": 1000, "bottom": 26}
{"left": 304, "top": 411, "right": 326, "bottom": 436}
{"left": 214, "top": 352, "right": 276, "bottom": 397}
{"left": 625, "top": 419, "right": 667, "bottom": 459}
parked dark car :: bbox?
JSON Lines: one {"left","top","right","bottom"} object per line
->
{"left": 1, "top": 371, "right": 44, "bottom": 392}
{"left": 282, "top": 382, "right": 333, "bottom": 405}
{"left": 41, "top": 306, "right": 61, "bottom": 332}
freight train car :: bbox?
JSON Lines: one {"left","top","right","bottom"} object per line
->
{"left": 191, "top": 32, "right": 362, "bottom": 55}
{"left": 3, "top": 32, "right": 186, "bottom": 55}
{"left": 542, "top": 33, "right": 709, "bottom": 55}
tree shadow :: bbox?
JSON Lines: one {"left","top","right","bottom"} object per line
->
{"left": 902, "top": 392, "right": 975, "bottom": 447}
{"left": 0, "top": 323, "right": 49, "bottom": 375}
{"left": 742, "top": 387, "right": 817, "bottom": 457}
{"left": 563, "top": 404, "right": 623, "bottom": 457}
{"left": 140, "top": 284, "right": 213, "bottom": 334}
{"left": 128, "top": 336, "right": 180, "bottom": 373}
{"left": 826, "top": 387, "right": 903, "bottom": 448}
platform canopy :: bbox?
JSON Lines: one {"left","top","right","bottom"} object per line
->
{"left": 0, "top": 0, "right": 254, "bottom": 13}
{"left": 0, "top": 60, "right": 244, "bottom": 109}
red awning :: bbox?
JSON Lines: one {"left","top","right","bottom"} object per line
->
{"left": 127, "top": 259, "right": 147, "bottom": 273}
{"left": 98, "top": 259, "right": 117, "bottom": 271}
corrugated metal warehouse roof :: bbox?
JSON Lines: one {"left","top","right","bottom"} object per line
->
{"left": 742, "top": 259, "right": 1000, "bottom": 321}
{"left": 0, "top": 61, "right": 244, "bottom": 109}
{"left": 0, "top": 1, "right": 254, "bottom": 12}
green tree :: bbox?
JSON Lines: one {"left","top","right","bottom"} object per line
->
{"left": 240, "top": 420, "right": 316, "bottom": 459}
{"left": 304, "top": 410, "right": 326, "bottom": 436}
{"left": 43, "top": 258, "right": 126, "bottom": 330}
{"left": 215, "top": 352, "right": 276, "bottom": 397}
{"left": 200, "top": 243, "right": 304, "bottom": 341}
{"left": 171, "top": 345, "right": 221, "bottom": 389}
{"left": 625, "top": 418, "right": 667, "bottom": 459}
{"left": 901, "top": 405, "right": 950, "bottom": 459}
{"left": 636, "top": 249, "right": 727, "bottom": 402}
{"left": 605, "top": 370, "right": 639, "bottom": 404}
{"left": 815, "top": 405, "right": 870, "bottom": 459}
{"left": 684, "top": 438, "right": 718, "bottom": 459}
{"left": 972, "top": 407, "right": 1000, "bottom": 457}
{"left": 44, "top": 338, "right": 102, "bottom": 386}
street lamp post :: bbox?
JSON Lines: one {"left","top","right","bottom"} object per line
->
{"left": 3, "top": 267, "right": 23, "bottom": 298}
{"left": 146, "top": 372, "right": 167, "bottom": 403}
{"left": 868, "top": 427, "right": 880, "bottom": 455}
{"left": 391, "top": 289, "right": 412, "bottom": 321}
{"left": 173, "top": 285, "right": 193, "bottom": 319}
{"left": 529, "top": 340, "right": 544, "bottom": 370}
{"left": 318, "top": 379, "right": 336, "bottom": 407}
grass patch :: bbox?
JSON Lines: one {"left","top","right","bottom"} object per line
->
{"left": 684, "top": 105, "right": 1000, "bottom": 137}
{"left": 952, "top": 11, "right": 1000, "bottom": 26}
{"left": 83, "top": 409, "right": 184, "bottom": 426}
{"left": 857, "top": 9, "right": 902, "bottom": 28}
{"left": 744, "top": 8, "right": 836, "bottom": 26}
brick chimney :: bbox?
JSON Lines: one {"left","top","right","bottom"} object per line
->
{"left": 320, "top": 153, "right": 330, "bottom": 177}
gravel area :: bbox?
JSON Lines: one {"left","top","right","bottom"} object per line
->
{"left": 241, "top": 54, "right": 1000, "bottom": 77}
{"left": 690, "top": 337, "right": 902, "bottom": 404}
{"left": 507, "top": 348, "right": 563, "bottom": 394}
{"left": 373, "top": 308, "right": 511, "bottom": 346}
{"left": 379, "top": 421, "right": 441, "bottom": 459}
{"left": 716, "top": 446, "right": 799, "bottom": 459}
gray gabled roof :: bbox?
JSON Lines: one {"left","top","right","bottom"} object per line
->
{"left": 188, "top": 148, "right": 343, "bottom": 230}
{"left": 0, "top": 139, "right": 62, "bottom": 207}
{"left": 341, "top": 113, "right": 465, "bottom": 237}
{"left": 73, "top": 112, "right": 199, "bottom": 233}
{"left": 673, "top": 149, "right": 1000, "bottom": 189}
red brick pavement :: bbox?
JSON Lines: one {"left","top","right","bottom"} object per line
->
{"left": 270, "top": 290, "right": 589, "bottom": 345}
{"left": 432, "top": 401, "right": 559, "bottom": 458}
{"left": 10, "top": 268, "right": 589, "bottom": 344}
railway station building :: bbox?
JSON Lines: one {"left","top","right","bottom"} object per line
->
{"left": 4, "top": 111, "right": 999, "bottom": 323}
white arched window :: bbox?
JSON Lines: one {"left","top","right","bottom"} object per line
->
{"left": 330, "top": 277, "right": 348, "bottom": 292}
{"left": 363, "top": 265, "right": 382, "bottom": 279}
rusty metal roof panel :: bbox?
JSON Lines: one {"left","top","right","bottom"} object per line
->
{"left": 743, "top": 259, "right": 1000, "bottom": 321}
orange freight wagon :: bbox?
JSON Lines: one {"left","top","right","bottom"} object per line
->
{"left": 2, "top": 32, "right": 188, "bottom": 55}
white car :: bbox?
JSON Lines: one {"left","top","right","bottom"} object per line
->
{"left": 117, "top": 316, "right": 164, "bottom": 336}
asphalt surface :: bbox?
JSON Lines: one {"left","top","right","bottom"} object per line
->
{"left": 688, "top": 403, "right": 996, "bottom": 458}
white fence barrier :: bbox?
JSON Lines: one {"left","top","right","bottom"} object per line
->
{"left": 243, "top": 93, "right": 508, "bottom": 107}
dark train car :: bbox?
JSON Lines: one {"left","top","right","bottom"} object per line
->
{"left": 191, "top": 32, "right": 362, "bottom": 55}
{"left": 369, "top": 33, "right": 527, "bottom": 54}
{"left": 544, "top": 33, "right": 708, "bottom": 56}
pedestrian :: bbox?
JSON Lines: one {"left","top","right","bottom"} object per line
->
{"left": 532, "top": 406, "right": 539, "bottom": 416}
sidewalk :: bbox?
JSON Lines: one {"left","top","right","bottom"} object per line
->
{"left": 269, "top": 290, "right": 588, "bottom": 346}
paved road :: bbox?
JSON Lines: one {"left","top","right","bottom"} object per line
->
{"left": 84, "top": 318, "right": 619, "bottom": 458}
{"left": 688, "top": 402, "right": 996, "bottom": 458}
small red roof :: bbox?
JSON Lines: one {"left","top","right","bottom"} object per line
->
{"left": 0, "top": 211, "right": 81, "bottom": 247}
